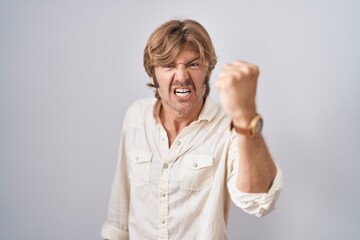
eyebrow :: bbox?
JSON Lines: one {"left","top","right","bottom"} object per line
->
{"left": 185, "top": 57, "right": 200, "bottom": 64}
{"left": 172, "top": 57, "right": 200, "bottom": 66}
{"left": 162, "top": 56, "right": 201, "bottom": 68}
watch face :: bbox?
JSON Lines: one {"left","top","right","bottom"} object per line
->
{"left": 250, "top": 115, "right": 263, "bottom": 137}
{"left": 255, "top": 117, "right": 263, "bottom": 134}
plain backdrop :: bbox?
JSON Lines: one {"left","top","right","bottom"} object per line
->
{"left": 1, "top": 0, "right": 360, "bottom": 239}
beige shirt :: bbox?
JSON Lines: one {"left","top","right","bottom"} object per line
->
{"left": 101, "top": 97, "right": 283, "bottom": 240}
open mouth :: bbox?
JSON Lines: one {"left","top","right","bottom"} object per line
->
{"left": 174, "top": 88, "right": 191, "bottom": 97}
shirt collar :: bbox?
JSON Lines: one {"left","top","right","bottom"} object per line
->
{"left": 152, "top": 99, "right": 162, "bottom": 124}
{"left": 197, "top": 97, "right": 219, "bottom": 122}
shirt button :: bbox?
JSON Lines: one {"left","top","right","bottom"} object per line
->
{"left": 176, "top": 141, "right": 181, "bottom": 146}
{"left": 161, "top": 193, "right": 166, "bottom": 197}
{"left": 193, "top": 163, "right": 198, "bottom": 167}
{"left": 161, "top": 219, "right": 165, "bottom": 224}
{"left": 164, "top": 164, "right": 168, "bottom": 169}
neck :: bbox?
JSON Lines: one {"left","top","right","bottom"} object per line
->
{"left": 160, "top": 101, "right": 204, "bottom": 146}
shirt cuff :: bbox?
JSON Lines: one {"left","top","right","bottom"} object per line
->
{"left": 101, "top": 222, "right": 129, "bottom": 240}
{"left": 229, "top": 162, "right": 283, "bottom": 217}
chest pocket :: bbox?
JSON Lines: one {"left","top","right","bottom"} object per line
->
{"left": 128, "top": 149, "right": 152, "bottom": 186}
{"left": 179, "top": 155, "right": 213, "bottom": 191}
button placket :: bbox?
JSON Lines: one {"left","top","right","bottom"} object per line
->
{"left": 159, "top": 157, "right": 170, "bottom": 239}
{"left": 157, "top": 132, "right": 188, "bottom": 239}
{"left": 159, "top": 129, "right": 169, "bottom": 159}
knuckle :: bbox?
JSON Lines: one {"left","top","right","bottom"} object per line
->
{"left": 233, "top": 71, "right": 242, "bottom": 79}
{"left": 250, "top": 64, "right": 260, "bottom": 76}
{"left": 241, "top": 67, "right": 250, "bottom": 75}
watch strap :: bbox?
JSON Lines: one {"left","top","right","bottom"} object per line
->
{"left": 230, "top": 114, "right": 262, "bottom": 138}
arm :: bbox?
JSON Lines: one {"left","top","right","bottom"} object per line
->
{"left": 235, "top": 132, "right": 276, "bottom": 193}
{"left": 217, "top": 61, "right": 276, "bottom": 193}
{"left": 101, "top": 129, "right": 130, "bottom": 240}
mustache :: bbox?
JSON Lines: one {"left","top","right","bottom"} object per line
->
{"left": 171, "top": 80, "right": 195, "bottom": 87}
{"left": 170, "top": 80, "right": 197, "bottom": 93}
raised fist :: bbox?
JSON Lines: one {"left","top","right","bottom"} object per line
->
{"left": 216, "top": 60, "right": 259, "bottom": 128}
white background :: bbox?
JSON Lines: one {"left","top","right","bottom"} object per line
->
{"left": 1, "top": 0, "right": 359, "bottom": 239}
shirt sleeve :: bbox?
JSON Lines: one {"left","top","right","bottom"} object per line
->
{"left": 227, "top": 163, "right": 283, "bottom": 217}
{"left": 101, "top": 128, "right": 130, "bottom": 240}
{"left": 226, "top": 133, "right": 283, "bottom": 217}
{"left": 101, "top": 222, "right": 129, "bottom": 240}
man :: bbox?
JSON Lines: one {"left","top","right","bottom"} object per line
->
{"left": 101, "top": 19, "right": 282, "bottom": 240}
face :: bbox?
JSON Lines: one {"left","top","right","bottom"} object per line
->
{"left": 153, "top": 43, "right": 208, "bottom": 118}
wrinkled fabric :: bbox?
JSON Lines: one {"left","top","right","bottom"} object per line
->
{"left": 101, "top": 97, "right": 283, "bottom": 240}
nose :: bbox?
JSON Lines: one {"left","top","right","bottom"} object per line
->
{"left": 174, "top": 63, "right": 190, "bottom": 82}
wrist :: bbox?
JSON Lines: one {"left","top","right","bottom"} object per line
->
{"left": 232, "top": 111, "right": 257, "bottom": 129}
{"left": 231, "top": 114, "right": 263, "bottom": 138}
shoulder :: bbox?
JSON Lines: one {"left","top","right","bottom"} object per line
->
{"left": 202, "top": 97, "right": 230, "bottom": 125}
{"left": 123, "top": 98, "right": 157, "bottom": 127}
{"left": 127, "top": 98, "right": 156, "bottom": 112}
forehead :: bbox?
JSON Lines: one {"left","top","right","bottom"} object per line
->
{"left": 172, "top": 43, "right": 200, "bottom": 63}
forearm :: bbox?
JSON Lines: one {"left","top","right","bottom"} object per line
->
{"left": 236, "top": 134, "right": 276, "bottom": 193}
{"left": 216, "top": 60, "right": 277, "bottom": 193}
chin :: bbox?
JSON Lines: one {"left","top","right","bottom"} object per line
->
{"left": 177, "top": 102, "right": 200, "bottom": 114}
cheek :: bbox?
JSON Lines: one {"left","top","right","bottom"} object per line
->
{"left": 195, "top": 74, "right": 208, "bottom": 88}
{"left": 156, "top": 73, "right": 174, "bottom": 87}
{"left": 156, "top": 81, "right": 171, "bottom": 97}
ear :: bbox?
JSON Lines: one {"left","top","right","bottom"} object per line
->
{"left": 150, "top": 77, "right": 155, "bottom": 85}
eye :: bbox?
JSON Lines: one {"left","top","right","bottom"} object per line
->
{"left": 188, "top": 62, "right": 200, "bottom": 70}
{"left": 162, "top": 64, "right": 175, "bottom": 71}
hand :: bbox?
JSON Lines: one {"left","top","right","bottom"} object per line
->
{"left": 216, "top": 60, "right": 259, "bottom": 128}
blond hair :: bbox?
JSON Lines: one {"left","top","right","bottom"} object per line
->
{"left": 143, "top": 19, "right": 217, "bottom": 98}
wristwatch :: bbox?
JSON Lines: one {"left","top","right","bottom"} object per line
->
{"left": 231, "top": 114, "right": 263, "bottom": 138}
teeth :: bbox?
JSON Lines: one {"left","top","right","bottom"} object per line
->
{"left": 175, "top": 88, "right": 191, "bottom": 96}
{"left": 175, "top": 88, "right": 190, "bottom": 93}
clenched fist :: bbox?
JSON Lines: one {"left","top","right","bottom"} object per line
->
{"left": 216, "top": 60, "right": 259, "bottom": 128}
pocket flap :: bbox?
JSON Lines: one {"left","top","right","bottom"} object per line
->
{"left": 182, "top": 155, "right": 213, "bottom": 170}
{"left": 129, "top": 149, "right": 152, "bottom": 163}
